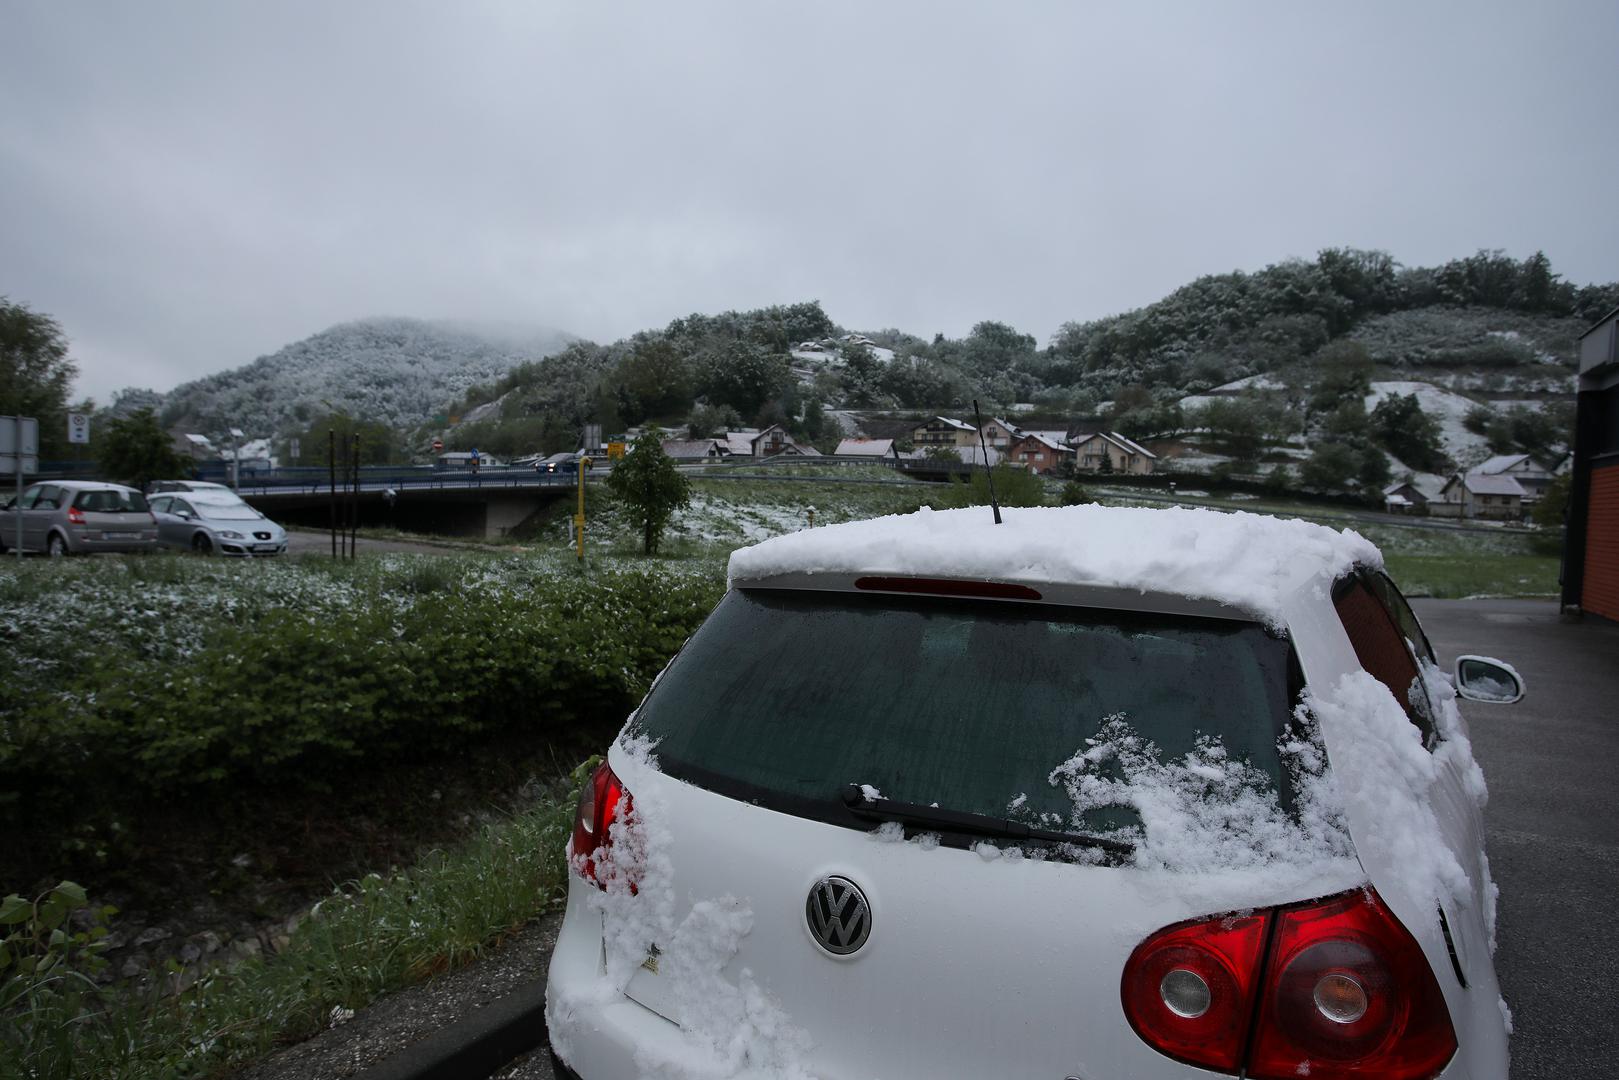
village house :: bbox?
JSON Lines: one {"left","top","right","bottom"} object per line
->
{"left": 1068, "top": 432, "right": 1157, "bottom": 475}
{"left": 911, "top": 416, "right": 979, "bottom": 450}
{"left": 834, "top": 437, "right": 900, "bottom": 462}
{"left": 1382, "top": 480, "right": 1430, "bottom": 515}
{"left": 722, "top": 424, "right": 808, "bottom": 458}
{"left": 977, "top": 417, "right": 1024, "bottom": 452}
{"left": 1472, "top": 453, "right": 1556, "bottom": 503}
{"left": 1439, "top": 472, "right": 1526, "bottom": 520}
{"left": 660, "top": 438, "right": 727, "bottom": 462}
{"left": 1007, "top": 432, "right": 1075, "bottom": 474}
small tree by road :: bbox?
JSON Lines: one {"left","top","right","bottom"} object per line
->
{"left": 607, "top": 432, "right": 690, "bottom": 555}
{"left": 99, "top": 408, "right": 191, "bottom": 492}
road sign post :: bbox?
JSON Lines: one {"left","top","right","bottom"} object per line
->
{"left": 67, "top": 413, "right": 90, "bottom": 445}
{"left": 575, "top": 457, "right": 591, "bottom": 562}
{"left": 3, "top": 416, "right": 39, "bottom": 558}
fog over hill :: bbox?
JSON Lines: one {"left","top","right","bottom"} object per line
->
{"left": 135, "top": 318, "right": 572, "bottom": 438}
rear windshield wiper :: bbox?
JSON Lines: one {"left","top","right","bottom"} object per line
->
{"left": 842, "top": 784, "right": 1134, "bottom": 858}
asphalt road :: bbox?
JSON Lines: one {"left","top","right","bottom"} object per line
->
{"left": 1411, "top": 598, "right": 1619, "bottom": 1079}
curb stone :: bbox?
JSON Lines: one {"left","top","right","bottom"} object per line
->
{"left": 354, "top": 978, "right": 548, "bottom": 1080}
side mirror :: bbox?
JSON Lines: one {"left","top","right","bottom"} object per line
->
{"left": 1453, "top": 655, "right": 1524, "bottom": 704}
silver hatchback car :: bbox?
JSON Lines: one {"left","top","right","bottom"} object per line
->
{"left": 148, "top": 492, "right": 287, "bottom": 556}
{"left": 0, "top": 481, "right": 159, "bottom": 555}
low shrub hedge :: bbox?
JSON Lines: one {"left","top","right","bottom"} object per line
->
{"left": 0, "top": 555, "right": 723, "bottom": 856}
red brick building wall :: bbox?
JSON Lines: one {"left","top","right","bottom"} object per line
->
{"left": 1583, "top": 465, "right": 1619, "bottom": 621}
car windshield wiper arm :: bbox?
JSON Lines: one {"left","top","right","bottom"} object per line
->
{"left": 841, "top": 784, "right": 1134, "bottom": 858}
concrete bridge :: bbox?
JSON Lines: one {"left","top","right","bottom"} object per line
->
{"left": 234, "top": 468, "right": 590, "bottom": 539}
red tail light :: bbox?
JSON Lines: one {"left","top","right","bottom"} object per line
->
{"left": 571, "top": 761, "right": 631, "bottom": 890}
{"left": 1123, "top": 889, "right": 1456, "bottom": 1080}
{"left": 1122, "top": 911, "right": 1269, "bottom": 1072}
{"left": 1247, "top": 891, "right": 1456, "bottom": 1080}
{"left": 66, "top": 507, "right": 86, "bottom": 525}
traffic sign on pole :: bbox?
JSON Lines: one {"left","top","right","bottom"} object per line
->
{"left": 1, "top": 415, "right": 39, "bottom": 474}
{"left": 68, "top": 413, "right": 91, "bottom": 444}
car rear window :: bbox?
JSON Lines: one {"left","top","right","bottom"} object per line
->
{"left": 630, "top": 588, "right": 1303, "bottom": 835}
{"left": 73, "top": 490, "right": 149, "bottom": 512}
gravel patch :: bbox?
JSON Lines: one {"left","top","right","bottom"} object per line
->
{"left": 236, "top": 910, "right": 562, "bottom": 1080}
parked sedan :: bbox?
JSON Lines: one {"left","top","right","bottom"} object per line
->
{"left": 148, "top": 493, "right": 287, "bottom": 556}
{"left": 547, "top": 505, "right": 1521, "bottom": 1080}
{"left": 0, "top": 481, "right": 159, "bottom": 555}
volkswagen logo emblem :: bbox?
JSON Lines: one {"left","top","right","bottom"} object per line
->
{"left": 805, "top": 876, "right": 871, "bottom": 955}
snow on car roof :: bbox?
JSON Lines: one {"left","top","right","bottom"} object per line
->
{"left": 727, "top": 504, "right": 1381, "bottom": 623}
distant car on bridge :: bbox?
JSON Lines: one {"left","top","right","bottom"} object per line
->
{"left": 538, "top": 452, "right": 592, "bottom": 474}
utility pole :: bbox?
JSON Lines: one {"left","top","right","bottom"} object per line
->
{"left": 328, "top": 429, "right": 337, "bottom": 558}
{"left": 349, "top": 431, "right": 360, "bottom": 559}
{"left": 575, "top": 457, "right": 591, "bottom": 562}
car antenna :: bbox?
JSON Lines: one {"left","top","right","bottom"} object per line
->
{"left": 971, "top": 399, "right": 1002, "bottom": 525}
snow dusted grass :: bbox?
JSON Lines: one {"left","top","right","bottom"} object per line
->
{"left": 0, "top": 764, "right": 587, "bottom": 1080}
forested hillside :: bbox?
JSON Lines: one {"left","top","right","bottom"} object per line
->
{"left": 146, "top": 318, "right": 572, "bottom": 440}
{"left": 439, "top": 250, "right": 1615, "bottom": 476}
{"left": 105, "top": 250, "right": 1616, "bottom": 484}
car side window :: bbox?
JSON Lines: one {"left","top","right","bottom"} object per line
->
{"left": 37, "top": 485, "right": 64, "bottom": 509}
{"left": 149, "top": 496, "right": 170, "bottom": 513}
{"left": 1366, "top": 572, "right": 1435, "bottom": 664}
{"left": 1333, "top": 574, "right": 1436, "bottom": 745}
{"left": 174, "top": 500, "right": 194, "bottom": 517}
{"left": 16, "top": 485, "right": 42, "bottom": 510}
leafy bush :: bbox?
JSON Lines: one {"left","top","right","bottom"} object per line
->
{"left": 0, "top": 556, "right": 721, "bottom": 850}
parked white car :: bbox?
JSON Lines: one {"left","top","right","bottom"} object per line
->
{"left": 147, "top": 491, "right": 287, "bottom": 556}
{"left": 545, "top": 505, "right": 1520, "bottom": 1080}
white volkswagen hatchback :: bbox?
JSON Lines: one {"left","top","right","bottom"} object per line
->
{"left": 546, "top": 505, "right": 1521, "bottom": 1080}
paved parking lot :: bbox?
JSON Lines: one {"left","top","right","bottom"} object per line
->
{"left": 1412, "top": 598, "right": 1619, "bottom": 1079}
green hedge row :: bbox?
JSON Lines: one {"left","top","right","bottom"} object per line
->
{"left": 0, "top": 560, "right": 722, "bottom": 832}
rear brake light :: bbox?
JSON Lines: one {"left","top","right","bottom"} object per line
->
{"left": 66, "top": 507, "right": 86, "bottom": 525}
{"left": 1122, "top": 911, "right": 1269, "bottom": 1072}
{"left": 571, "top": 761, "right": 632, "bottom": 890}
{"left": 853, "top": 576, "right": 1042, "bottom": 600}
{"left": 1247, "top": 891, "right": 1456, "bottom": 1080}
{"left": 1123, "top": 889, "right": 1456, "bottom": 1079}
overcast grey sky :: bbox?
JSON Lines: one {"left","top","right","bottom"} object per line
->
{"left": 4, "top": 1, "right": 1616, "bottom": 402}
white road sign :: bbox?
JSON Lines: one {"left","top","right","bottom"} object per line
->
{"left": 68, "top": 412, "right": 91, "bottom": 444}
{"left": 2, "top": 416, "right": 40, "bottom": 474}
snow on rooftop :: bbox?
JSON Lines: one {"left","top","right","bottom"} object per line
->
{"left": 1473, "top": 453, "right": 1532, "bottom": 475}
{"left": 728, "top": 505, "right": 1380, "bottom": 623}
{"left": 1459, "top": 473, "right": 1526, "bottom": 497}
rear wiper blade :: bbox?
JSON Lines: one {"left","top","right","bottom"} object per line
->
{"left": 841, "top": 784, "right": 1134, "bottom": 858}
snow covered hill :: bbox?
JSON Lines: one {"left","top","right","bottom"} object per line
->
{"left": 150, "top": 318, "right": 573, "bottom": 438}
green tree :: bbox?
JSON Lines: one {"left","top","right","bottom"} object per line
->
{"left": 1300, "top": 443, "right": 1360, "bottom": 492}
{"left": 695, "top": 341, "right": 789, "bottom": 418}
{"left": 1369, "top": 393, "right": 1447, "bottom": 471}
{"left": 289, "top": 413, "right": 400, "bottom": 466}
{"left": 1307, "top": 341, "right": 1374, "bottom": 417}
{"left": 612, "top": 337, "right": 690, "bottom": 424}
{"left": 98, "top": 408, "right": 192, "bottom": 491}
{"left": 607, "top": 431, "right": 691, "bottom": 555}
{"left": 945, "top": 462, "right": 1045, "bottom": 508}
{"left": 686, "top": 402, "right": 742, "bottom": 439}
{"left": 838, "top": 343, "right": 885, "bottom": 407}
{"left": 1, "top": 299, "right": 79, "bottom": 460}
